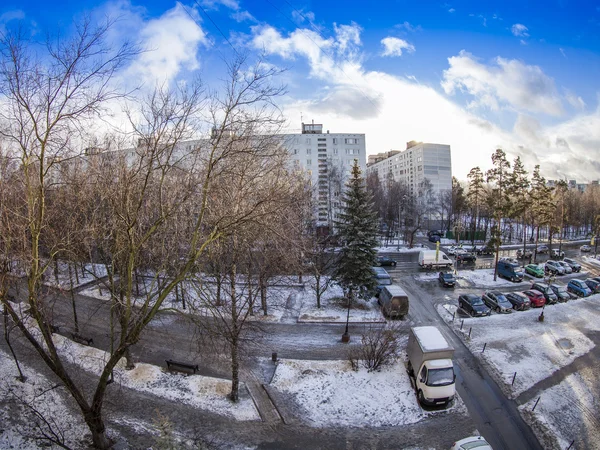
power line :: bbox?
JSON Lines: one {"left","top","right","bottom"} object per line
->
{"left": 190, "top": 0, "right": 239, "bottom": 56}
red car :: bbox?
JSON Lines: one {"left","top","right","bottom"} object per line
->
{"left": 522, "top": 290, "right": 546, "bottom": 308}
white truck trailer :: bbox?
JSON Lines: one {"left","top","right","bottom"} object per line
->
{"left": 407, "top": 326, "right": 456, "bottom": 407}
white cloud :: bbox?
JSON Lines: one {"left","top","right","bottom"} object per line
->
{"left": 250, "top": 23, "right": 599, "bottom": 182}
{"left": 291, "top": 9, "right": 316, "bottom": 25}
{"left": 231, "top": 10, "right": 256, "bottom": 22}
{"left": 565, "top": 91, "right": 586, "bottom": 110}
{"left": 125, "top": 4, "right": 208, "bottom": 87}
{"left": 0, "top": 9, "right": 25, "bottom": 35}
{"left": 520, "top": 39, "right": 527, "bottom": 46}
{"left": 334, "top": 22, "right": 362, "bottom": 54}
{"left": 200, "top": 0, "right": 239, "bottom": 10}
{"left": 441, "top": 50, "right": 564, "bottom": 116}
{"left": 511, "top": 23, "right": 529, "bottom": 37}
{"left": 559, "top": 47, "right": 567, "bottom": 58}
{"left": 395, "top": 21, "right": 422, "bottom": 33}
{"left": 380, "top": 37, "right": 415, "bottom": 57}
{"left": 448, "top": 8, "right": 456, "bottom": 13}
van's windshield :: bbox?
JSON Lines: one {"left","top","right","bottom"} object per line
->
{"left": 379, "top": 279, "right": 392, "bottom": 286}
{"left": 427, "top": 367, "right": 455, "bottom": 386}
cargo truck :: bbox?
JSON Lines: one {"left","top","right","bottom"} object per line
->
{"left": 407, "top": 326, "right": 456, "bottom": 407}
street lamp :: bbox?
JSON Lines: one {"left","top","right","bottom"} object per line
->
{"left": 454, "top": 221, "right": 464, "bottom": 275}
{"left": 341, "top": 292, "right": 351, "bottom": 343}
{"left": 397, "top": 194, "right": 407, "bottom": 251}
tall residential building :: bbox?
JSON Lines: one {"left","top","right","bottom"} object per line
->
{"left": 366, "top": 141, "right": 452, "bottom": 198}
{"left": 283, "top": 122, "right": 366, "bottom": 228}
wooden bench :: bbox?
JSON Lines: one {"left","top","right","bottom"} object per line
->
{"left": 70, "top": 332, "right": 94, "bottom": 346}
{"left": 165, "top": 359, "right": 199, "bottom": 374}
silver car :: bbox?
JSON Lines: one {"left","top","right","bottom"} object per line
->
{"left": 545, "top": 260, "right": 565, "bottom": 275}
{"left": 557, "top": 261, "right": 572, "bottom": 274}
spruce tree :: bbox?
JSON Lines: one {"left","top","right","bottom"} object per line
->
{"left": 333, "top": 160, "right": 379, "bottom": 301}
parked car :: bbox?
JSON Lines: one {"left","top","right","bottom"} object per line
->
{"left": 563, "top": 258, "right": 582, "bottom": 273}
{"left": 497, "top": 259, "right": 524, "bottom": 282}
{"left": 482, "top": 290, "right": 514, "bottom": 313}
{"left": 429, "top": 234, "right": 441, "bottom": 243}
{"left": 438, "top": 271, "right": 456, "bottom": 287}
{"left": 537, "top": 244, "right": 549, "bottom": 254}
{"left": 584, "top": 278, "right": 600, "bottom": 294}
{"left": 550, "top": 283, "right": 574, "bottom": 302}
{"left": 522, "top": 290, "right": 547, "bottom": 307}
{"left": 516, "top": 248, "right": 533, "bottom": 259}
{"left": 458, "top": 294, "right": 491, "bottom": 317}
{"left": 451, "top": 436, "right": 493, "bottom": 450}
{"left": 477, "top": 245, "right": 495, "bottom": 256}
{"left": 376, "top": 256, "right": 397, "bottom": 267}
{"left": 505, "top": 292, "right": 532, "bottom": 311}
{"left": 580, "top": 244, "right": 592, "bottom": 252}
{"left": 556, "top": 261, "right": 573, "bottom": 274}
{"left": 525, "top": 264, "right": 545, "bottom": 278}
{"left": 456, "top": 252, "right": 477, "bottom": 263}
{"left": 499, "top": 257, "right": 520, "bottom": 265}
{"left": 427, "top": 230, "right": 443, "bottom": 238}
{"left": 446, "top": 245, "right": 462, "bottom": 256}
{"left": 567, "top": 279, "right": 592, "bottom": 298}
{"left": 550, "top": 248, "right": 565, "bottom": 259}
{"left": 545, "top": 260, "right": 565, "bottom": 275}
{"left": 530, "top": 282, "right": 559, "bottom": 305}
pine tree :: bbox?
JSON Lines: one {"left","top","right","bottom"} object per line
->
{"left": 333, "top": 160, "right": 379, "bottom": 301}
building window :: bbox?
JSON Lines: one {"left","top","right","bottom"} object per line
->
{"left": 417, "top": 156, "right": 422, "bottom": 162}
{"left": 293, "top": 149, "right": 298, "bottom": 155}
{"left": 418, "top": 165, "right": 422, "bottom": 171}
{"left": 306, "top": 148, "right": 311, "bottom": 155}
{"left": 345, "top": 138, "right": 359, "bottom": 144}
{"left": 307, "top": 159, "right": 312, "bottom": 165}
{"left": 333, "top": 148, "right": 338, "bottom": 155}
{"left": 306, "top": 138, "right": 311, "bottom": 144}
{"left": 333, "top": 138, "right": 338, "bottom": 144}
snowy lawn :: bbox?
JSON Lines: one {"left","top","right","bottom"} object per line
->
{"left": 297, "top": 282, "right": 384, "bottom": 323}
{"left": 49, "top": 334, "right": 260, "bottom": 422}
{"left": 519, "top": 372, "right": 600, "bottom": 450}
{"left": 0, "top": 349, "right": 89, "bottom": 450}
{"left": 270, "top": 359, "right": 465, "bottom": 427}
{"left": 439, "top": 298, "right": 599, "bottom": 398}
{"left": 438, "top": 296, "right": 600, "bottom": 449}
{"left": 79, "top": 275, "right": 300, "bottom": 323}
{"left": 41, "top": 261, "right": 108, "bottom": 289}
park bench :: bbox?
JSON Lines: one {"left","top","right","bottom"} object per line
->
{"left": 165, "top": 359, "right": 199, "bottom": 375}
{"left": 70, "top": 332, "right": 94, "bottom": 346}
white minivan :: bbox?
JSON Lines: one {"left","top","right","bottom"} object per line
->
{"left": 418, "top": 249, "right": 453, "bottom": 269}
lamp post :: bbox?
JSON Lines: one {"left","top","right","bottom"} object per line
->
{"left": 341, "top": 291, "right": 351, "bottom": 343}
{"left": 454, "top": 221, "right": 464, "bottom": 275}
{"left": 397, "top": 194, "right": 407, "bottom": 251}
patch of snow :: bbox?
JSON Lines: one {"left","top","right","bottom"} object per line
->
{"left": 271, "top": 359, "right": 427, "bottom": 427}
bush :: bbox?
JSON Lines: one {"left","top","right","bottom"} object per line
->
{"left": 348, "top": 325, "right": 400, "bottom": 372}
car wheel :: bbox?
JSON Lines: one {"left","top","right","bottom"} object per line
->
{"left": 418, "top": 390, "right": 425, "bottom": 404}
{"left": 496, "top": 306, "right": 500, "bottom": 312}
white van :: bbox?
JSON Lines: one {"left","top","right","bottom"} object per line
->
{"left": 418, "top": 249, "right": 452, "bottom": 269}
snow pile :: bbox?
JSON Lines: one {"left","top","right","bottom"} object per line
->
{"left": 271, "top": 359, "right": 425, "bottom": 427}
{"left": 42, "top": 261, "right": 108, "bottom": 289}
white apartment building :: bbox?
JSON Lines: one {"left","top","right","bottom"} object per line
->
{"left": 366, "top": 141, "right": 452, "bottom": 198}
{"left": 282, "top": 122, "right": 366, "bottom": 228}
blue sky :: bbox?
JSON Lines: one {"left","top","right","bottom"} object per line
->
{"left": 2, "top": 0, "right": 600, "bottom": 181}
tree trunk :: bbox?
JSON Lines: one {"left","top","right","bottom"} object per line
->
{"left": 260, "top": 274, "right": 267, "bottom": 316}
{"left": 53, "top": 258, "right": 59, "bottom": 285}
{"left": 68, "top": 263, "right": 80, "bottom": 332}
{"left": 3, "top": 305, "right": 27, "bottom": 382}
{"left": 315, "top": 273, "right": 322, "bottom": 308}
{"left": 229, "top": 265, "right": 239, "bottom": 402}
{"left": 84, "top": 407, "right": 112, "bottom": 449}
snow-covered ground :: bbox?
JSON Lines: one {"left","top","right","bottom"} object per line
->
{"left": 438, "top": 295, "right": 600, "bottom": 449}
{"left": 41, "top": 261, "right": 108, "bottom": 289}
{"left": 297, "top": 281, "right": 384, "bottom": 323}
{"left": 270, "top": 358, "right": 467, "bottom": 427}
{"left": 416, "top": 268, "right": 532, "bottom": 288}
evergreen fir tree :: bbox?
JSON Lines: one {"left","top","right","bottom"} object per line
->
{"left": 333, "top": 160, "right": 379, "bottom": 301}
